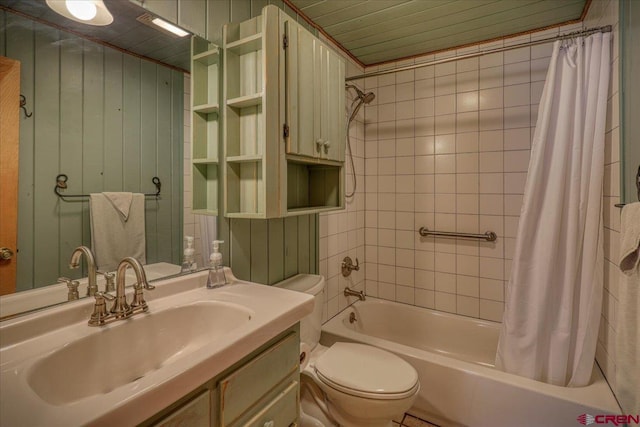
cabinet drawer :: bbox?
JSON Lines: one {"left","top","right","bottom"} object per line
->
{"left": 219, "top": 332, "right": 299, "bottom": 426}
{"left": 237, "top": 380, "right": 298, "bottom": 427}
{"left": 152, "top": 390, "right": 210, "bottom": 427}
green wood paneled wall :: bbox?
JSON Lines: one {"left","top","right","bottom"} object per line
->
{"left": 0, "top": 10, "right": 184, "bottom": 291}
{"left": 218, "top": 215, "right": 318, "bottom": 285}
{"left": 205, "top": 0, "right": 319, "bottom": 284}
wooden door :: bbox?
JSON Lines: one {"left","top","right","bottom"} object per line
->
{"left": 0, "top": 57, "right": 20, "bottom": 295}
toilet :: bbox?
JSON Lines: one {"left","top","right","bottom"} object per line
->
{"left": 276, "top": 274, "right": 420, "bottom": 427}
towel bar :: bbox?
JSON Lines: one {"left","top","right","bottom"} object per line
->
{"left": 54, "top": 174, "right": 161, "bottom": 201}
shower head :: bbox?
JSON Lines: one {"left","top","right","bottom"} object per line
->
{"left": 361, "top": 91, "right": 375, "bottom": 104}
{"left": 346, "top": 84, "right": 375, "bottom": 122}
{"left": 346, "top": 84, "right": 375, "bottom": 104}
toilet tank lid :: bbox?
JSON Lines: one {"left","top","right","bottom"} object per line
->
{"left": 274, "top": 274, "right": 324, "bottom": 295}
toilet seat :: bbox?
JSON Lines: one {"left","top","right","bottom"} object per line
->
{"left": 314, "top": 343, "right": 419, "bottom": 400}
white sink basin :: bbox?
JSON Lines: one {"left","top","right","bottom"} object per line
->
{"left": 0, "top": 269, "right": 314, "bottom": 427}
{"left": 27, "top": 301, "right": 252, "bottom": 405}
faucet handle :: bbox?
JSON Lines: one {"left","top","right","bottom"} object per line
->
{"left": 58, "top": 277, "right": 80, "bottom": 301}
{"left": 89, "top": 292, "right": 115, "bottom": 326}
{"left": 98, "top": 271, "right": 116, "bottom": 293}
{"left": 341, "top": 256, "right": 360, "bottom": 277}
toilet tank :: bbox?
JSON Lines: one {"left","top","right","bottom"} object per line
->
{"left": 275, "top": 274, "right": 325, "bottom": 350}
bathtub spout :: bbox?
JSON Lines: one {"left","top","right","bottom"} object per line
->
{"left": 344, "top": 287, "right": 365, "bottom": 301}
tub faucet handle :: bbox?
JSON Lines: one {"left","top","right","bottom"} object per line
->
{"left": 341, "top": 256, "right": 360, "bottom": 277}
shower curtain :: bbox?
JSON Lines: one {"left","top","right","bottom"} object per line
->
{"left": 495, "top": 33, "right": 611, "bottom": 387}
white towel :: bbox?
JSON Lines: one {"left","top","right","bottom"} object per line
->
{"left": 103, "top": 192, "right": 133, "bottom": 221}
{"left": 615, "top": 202, "right": 640, "bottom": 414}
{"left": 90, "top": 193, "right": 146, "bottom": 272}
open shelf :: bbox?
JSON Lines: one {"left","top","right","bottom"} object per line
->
{"left": 226, "top": 161, "right": 263, "bottom": 217}
{"left": 286, "top": 161, "right": 342, "bottom": 214}
{"left": 193, "top": 164, "right": 218, "bottom": 214}
{"left": 191, "top": 37, "right": 221, "bottom": 217}
{"left": 193, "top": 158, "right": 218, "bottom": 164}
{"left": 226, "top": 33, "right": 262, "bottom": 55}
{"left": 192, "top": 111, "right": 219, "bottom": 161}
{"left": 193, "top": 103, "right": 219, "bottom": 114}
{"left": 226, "top": 93, "right": 263, "bottom": 109}
{"left": 193, "top": 48, "right": 219, "bottom": 65}
{"left": 224, "top": 15, "right": 262, "bottom": 45}
{"left": 192, "top": 39, "right": 220, "bottom": 109}
{"left": 193, "top": 209, "right": 218, "bottom": 216}
{"left": 224, "top": 102, "right": 263, "bottom": 158}
{"left": 227, "top": 155, "right": 262, "bottom": 163}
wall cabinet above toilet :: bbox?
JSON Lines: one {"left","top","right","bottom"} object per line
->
{"left": 219, "top": 5, "right": 346, "bottom": 219}
{"left": 282, "top": 18, "right": 345, "bottom": 163}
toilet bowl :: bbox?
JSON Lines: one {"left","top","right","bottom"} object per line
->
{"left": 276, "top": 274, "right": 420, "bottom": 427}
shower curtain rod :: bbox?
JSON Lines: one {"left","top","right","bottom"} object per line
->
{"left": 345, "top": 25, "right": 612, "bottom": 82}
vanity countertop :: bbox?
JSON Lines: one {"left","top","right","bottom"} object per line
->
{"left": 0, "top": 269, "right": 313, "bottom": 426}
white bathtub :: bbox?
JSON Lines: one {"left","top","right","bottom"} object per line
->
{"left": 320, "top": 298, "right": 620, "bottom": 427}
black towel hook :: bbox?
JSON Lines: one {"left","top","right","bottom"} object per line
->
{"left": 20, "top": 95, "right": 32, "bottom": 118}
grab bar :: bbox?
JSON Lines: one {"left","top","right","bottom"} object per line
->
{"left": 418, "top": 227, "right": 497, "bottom": 242}
{"left": 614, "top": 164, "right": 640, "bottom": 208}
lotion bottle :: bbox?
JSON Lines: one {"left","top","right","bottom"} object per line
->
{"left": 181, "top": 236, "right": 196, "bottom": 272}
{"left": 207, "top": 240, "right": 227, "bottom": 288}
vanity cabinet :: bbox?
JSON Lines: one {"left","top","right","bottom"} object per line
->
{"left": 142, "top": 327, "right": 300, "bottom": 427}
{"left": 153, "top": 390, "right": 211, "bottom": 427}
{"left": 220, "top": 5, "right": 345, "bottom": 219}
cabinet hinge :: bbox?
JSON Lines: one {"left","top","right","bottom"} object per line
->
{"left": 283, "top": 35, "right": 289, "bottom": 49}
{"left": 283, "top": 124, "right": 290, "bottom": 138}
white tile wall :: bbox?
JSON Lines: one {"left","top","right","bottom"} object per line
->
{"left": 362, "top": 21, "right": 585, "bottom": 323}
{"left": 318, "top": 36, "right": 367, "bottom": 323}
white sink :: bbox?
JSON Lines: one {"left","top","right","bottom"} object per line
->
{"left": 0, "top": 269, "right": 314, "bottom": 426}
{"left": 27, "top": 301, "right": 252, "bottom": 405}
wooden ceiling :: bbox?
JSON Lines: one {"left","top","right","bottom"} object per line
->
{"left": 287, "top": 0, "right": 589, "bottom": 66}
{"left": 1, "top": 0, "right": 590, "bottom": 70}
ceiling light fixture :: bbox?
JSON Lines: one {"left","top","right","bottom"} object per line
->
{"left": 46, "top": 0, "right": 113, "bottom": 26}
{"left": 150, "top": 17, "right": 190, "bottom": 37}
{"left": 65, "top": 1, "right": 96, "bottom": 21}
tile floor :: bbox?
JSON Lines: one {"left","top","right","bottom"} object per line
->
{"left": 393, "top": 413, "right": 440, "bottom": 427}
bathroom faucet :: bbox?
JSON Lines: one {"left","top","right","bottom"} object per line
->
{"left": 88, "top": 257, "right": 155, "bottom": 326}
{"left": 69, "top": 246, "right": 98, "bottom": 296}
{"left": 344, "top": 287, "right": 366, "bottom": 301}
{"left": 112, "top": 257, "right": 154, "bottom": 317}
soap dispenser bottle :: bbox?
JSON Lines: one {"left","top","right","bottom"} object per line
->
{"left": 207, "top": 240, "right": 227, "bottom": 288}
{"left": 181, "top": 236, "right": 197, "bottom": 273}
